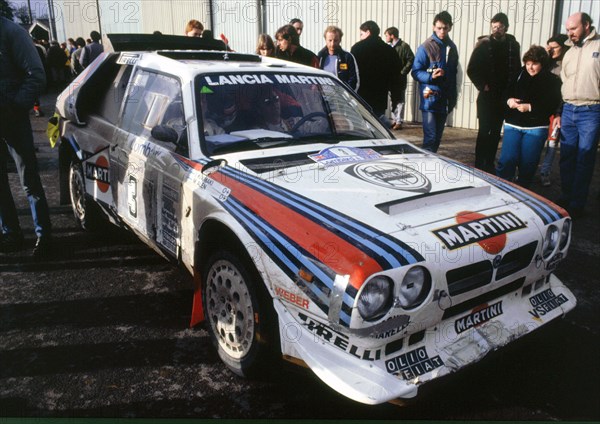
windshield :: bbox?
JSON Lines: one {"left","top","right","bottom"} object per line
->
{"left": 194, "top": 72, "right": 391, "bottom": 155}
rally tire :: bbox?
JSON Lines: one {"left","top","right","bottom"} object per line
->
{"left": 68, "top": 161, "right": 102, "bottom": 231}
{"left": 202, "top": 249, "right": 276, "bottom": 378}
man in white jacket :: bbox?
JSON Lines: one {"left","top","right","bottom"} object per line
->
{"left": 556, "top": 12, "right": 600, "bottom": 218}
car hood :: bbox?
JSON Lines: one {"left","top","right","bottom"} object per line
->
{"left": 232, "top": 147, "right": 562, "bottom": 233}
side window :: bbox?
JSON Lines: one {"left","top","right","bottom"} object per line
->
{"left": 120, "top": 70, "right": 184, "bottom": 145}
{"left": 98, "top": 64, "right": 133, "bottom": 124}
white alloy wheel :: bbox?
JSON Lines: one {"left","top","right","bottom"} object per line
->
{"left": 205, "top": 258, "right": 256, "bottom": 359}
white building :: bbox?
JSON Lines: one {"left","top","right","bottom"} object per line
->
{"left": 48, "top": 0, "right": 598, "bottom": 130}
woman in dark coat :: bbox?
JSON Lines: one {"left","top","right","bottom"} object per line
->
{"left": 496, "top": 45, "right": 561, "bottom": 187}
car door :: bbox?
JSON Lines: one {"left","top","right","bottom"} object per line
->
{"left": 113, "top": 68, "right": 188, "bottom": 258}
{"left": 61, "top": 56, "right": 132, "bottom": 215}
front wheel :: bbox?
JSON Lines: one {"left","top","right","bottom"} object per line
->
{"left": 202, "top": 249, "right": 277, "bottom": 377}
{"left": 69, "top": 161, "right": 102, "bottom": 230}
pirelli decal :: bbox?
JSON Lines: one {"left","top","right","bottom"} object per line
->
{"left": 432, "top": 211, "right": 526, "bottom": 251}
{"left": 298, "top": 313, "right": 382, "bottom": 361}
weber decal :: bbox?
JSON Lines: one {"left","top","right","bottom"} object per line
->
{"left": 345, "top": 162, "right": 431, "bottom": 193}
{"left": 385, "top": 346, "right": 444, "bottom": 379}
{"left": 298, "top": 313, "right": 381, "bottom": 360}
{"left": 275, "top": 286, "right": 309, "bottom": 309}
{"left": 454, "top": 302, "right": 503, "bottom": 334}
{"left": 528, "top": 289, "right": 568, "bottom": 319}
{"left": 432, "top": 211, "right": 526, "bottom": 254}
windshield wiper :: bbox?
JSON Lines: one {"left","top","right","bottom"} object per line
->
{"left": 293, "top": 133, "right": 369, "bottom": 143}
{"left": 209, "top": 137, "right": 293, "bottom": 155}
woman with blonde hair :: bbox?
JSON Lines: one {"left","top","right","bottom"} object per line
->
{"left": 255, "top": 33, "right": 275, "bottom": 57}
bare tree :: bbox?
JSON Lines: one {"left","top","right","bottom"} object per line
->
{"left": 14, "top": 4, "right": 32, "bottom": 25}
{"left": 0, "top": 0, "right": 14, "bottom": 20}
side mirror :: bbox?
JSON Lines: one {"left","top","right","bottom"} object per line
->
{"left": 202, "top": 159, "right": 227, "bottom": 175}
{"left": 151, "top": 124, "right": 179, "bottom": 144}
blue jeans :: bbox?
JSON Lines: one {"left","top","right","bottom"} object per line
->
{"left": 0, "top": 107, "right": 52, "bottom": 238}
{"left": 539, "top": 139, "right": 557, "bottom": 176}
{"left": 496, "top": 124, "right": 547, "bottom": 188}
{"left": 559, "top": 103, "right": 600, "bottom": 210}
{"left": 422, "top": 111, "right": 447, "bottom": 153}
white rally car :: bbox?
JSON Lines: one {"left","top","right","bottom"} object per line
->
{"left": 54, "top": 34, "right": 576, "bottom": 405}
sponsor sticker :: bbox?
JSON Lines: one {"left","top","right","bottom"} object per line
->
{"left": 85, "top": 156, "right": 110, "bottom": 193}
{"left": 309, "top": 146, "right": 381, "bottom": 167}
{"left": 545, "top": 252, "right": 563, "bottom": 270}
{"left": 199, "top": 175, "right": 231, "bottom": 202}
{"left": 454, "top": 302, "right": 503, "bottom": 334}
{"left": 528, "top": 288, "right": 568, "bottom": 320}
{"left": 432, "top": 211, "right": 526, "bottom": 254}
{"left": 298, "top": 312, "right": 381, "bottom": 361}
{"left": 202, "top": 74, "right": 335, "bottom": 86}
{"left": 158, "top": 181, "right": 179, "bottom": 254}
{"left": 345, "top": 162, "right": 432, "bottom": 193}
{"left": 275, "top": 285, "right": 309, "bottom": 309}
{"left": 117, "top": 52, "right": 140, "bottom": 65}
{"left": 385, "top": 346, "right": 444, "bottom": 379}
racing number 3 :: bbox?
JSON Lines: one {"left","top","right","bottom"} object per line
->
{"left": 128, "top": 175, "right": 138, "bottom": 218}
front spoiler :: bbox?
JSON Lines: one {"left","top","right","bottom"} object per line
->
{"left": 275, "top": 274, "right": 576, "bottom": 405}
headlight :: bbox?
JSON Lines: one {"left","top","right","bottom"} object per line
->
{"left": 357, "top": 276, "right": 393, "bottom": 321}
{"left": 398, "top": 266, "right": 432, "bottom": 309}
{"left": 542, "top": 225, "right": 559, "bottom": 260}
{"left": 559, "top": 219, "right": 571, "bottom": 250}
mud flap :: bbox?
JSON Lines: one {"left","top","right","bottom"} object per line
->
{"left": 190, "top": 268, "right": 205, "bottom": 327}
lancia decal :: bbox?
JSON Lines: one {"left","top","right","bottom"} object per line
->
{"left": 346, "top": 162, "right": 432, "bottom": 193}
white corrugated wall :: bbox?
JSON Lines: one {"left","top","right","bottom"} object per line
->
{"left": 51, "top": 0, "right": 598, "bottom": 129}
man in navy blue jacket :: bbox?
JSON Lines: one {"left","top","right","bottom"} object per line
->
{"left": 411, "top": 11, "right": 459, "bottom": 153}
{"left": 0, "top": 17, "right": 52, "bottom": 256}
{"left": 317, "top": 26, "right": 359, "bottom": 91}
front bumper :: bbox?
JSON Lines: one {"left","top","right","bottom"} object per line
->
{"left": 276, "top": 273, "right": 576, "bottom": 405}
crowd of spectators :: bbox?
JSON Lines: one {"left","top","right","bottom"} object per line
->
{"left": 3, "top": 11, "right": 596, "bottom": 260}
{"left": 29, "top": 30, "right": 104, "bottom": 101}
{"left": 246, "top": 12, "right": 597, "bottom": 218}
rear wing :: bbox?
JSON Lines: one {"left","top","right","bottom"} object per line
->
{"left": 103, "top": 33, "right": 228, "bottom": 52}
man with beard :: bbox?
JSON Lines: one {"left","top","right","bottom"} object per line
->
{"left": 467, "top": 13, "right": 521, "bottom": 173}
{"left": 556, "top": 12, "right": 600, "bottom": 218}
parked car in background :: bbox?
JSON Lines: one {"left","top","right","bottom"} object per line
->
{"left": 53, "top": 34, "right": 576, "bottom": 405}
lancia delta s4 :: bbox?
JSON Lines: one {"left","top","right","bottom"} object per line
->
{"left": 53, "top": 34, "right": 576, "bottom": 405}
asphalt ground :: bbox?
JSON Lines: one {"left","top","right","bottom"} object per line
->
{"left": 1, "top": 90, "right": 599, "bottom": 420}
